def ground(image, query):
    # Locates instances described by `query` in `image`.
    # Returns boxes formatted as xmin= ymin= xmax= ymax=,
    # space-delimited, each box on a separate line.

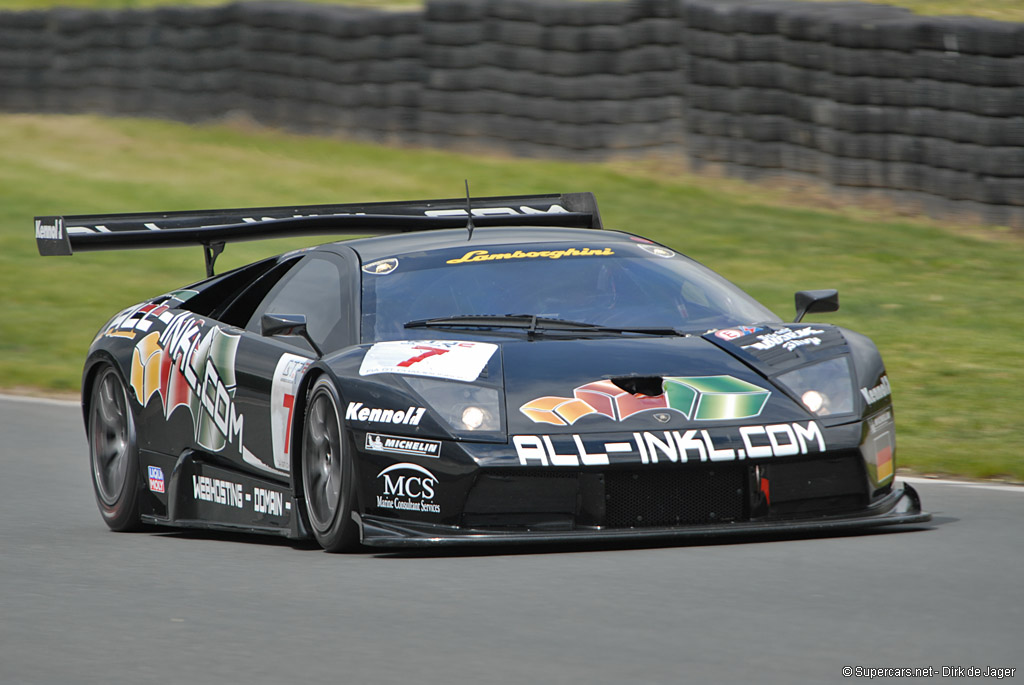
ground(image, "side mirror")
xmin=794 ymin=289 xmax=839 ymax=323
xmin=261 ymin=313 xmax=322 ymax=357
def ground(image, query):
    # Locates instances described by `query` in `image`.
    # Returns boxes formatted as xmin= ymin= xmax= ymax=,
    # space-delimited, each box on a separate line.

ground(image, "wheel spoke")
xmin=90 ymin=368 xmax=133 ymax=507
xmin=303 ymin=387 xmax=345 ymax=534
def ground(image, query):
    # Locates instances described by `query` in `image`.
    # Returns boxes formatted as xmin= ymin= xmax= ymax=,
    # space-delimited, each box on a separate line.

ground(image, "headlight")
xmin=776 ymin=357 xmax=854 ymax=416
xmin=403 ymin=377 xmax=502 ymax=433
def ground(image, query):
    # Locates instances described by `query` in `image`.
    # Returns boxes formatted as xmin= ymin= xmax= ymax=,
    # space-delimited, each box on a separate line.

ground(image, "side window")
xmin=215 ymin=257 xmax=301 ymax=328
xmin=246 ymin=255 xmax=347 ymax=351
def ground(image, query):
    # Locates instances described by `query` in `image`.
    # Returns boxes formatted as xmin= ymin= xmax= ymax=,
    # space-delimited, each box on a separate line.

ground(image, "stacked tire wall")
xmin=680 ymin=0 xmax=1024 ymax=226
xmin=417 ymin=0 xmax=684 ymax=158
xmin=0 ymin=3 xmax=423 ymax=141
xmin=1 ymin=0 xmax=1022 ymax=225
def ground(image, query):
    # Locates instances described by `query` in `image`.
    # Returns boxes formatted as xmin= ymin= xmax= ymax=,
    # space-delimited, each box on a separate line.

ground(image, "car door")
xmin=228 ymin=250 xmax=359 ymax=482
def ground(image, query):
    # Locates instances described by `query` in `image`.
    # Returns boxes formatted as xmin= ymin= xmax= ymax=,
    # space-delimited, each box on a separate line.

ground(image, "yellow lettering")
xmin=445 ymin=248 xmax=615 ymax=264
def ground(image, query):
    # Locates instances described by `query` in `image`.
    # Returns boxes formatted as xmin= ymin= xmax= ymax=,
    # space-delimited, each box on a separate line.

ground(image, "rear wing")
xmin=35 ymin=192 xmax=603 ymax=276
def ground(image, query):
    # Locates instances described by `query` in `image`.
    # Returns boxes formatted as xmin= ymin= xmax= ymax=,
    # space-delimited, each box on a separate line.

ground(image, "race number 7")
xmin=397 ymin=345 xmax=449 ymax=368
xmin=282 ymin=394 xmax=295 ymax=454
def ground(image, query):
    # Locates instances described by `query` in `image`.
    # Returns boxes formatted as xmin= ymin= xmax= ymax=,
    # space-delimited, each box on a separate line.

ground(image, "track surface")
xmin=1 ymin=395 xmax=1020 ymax=685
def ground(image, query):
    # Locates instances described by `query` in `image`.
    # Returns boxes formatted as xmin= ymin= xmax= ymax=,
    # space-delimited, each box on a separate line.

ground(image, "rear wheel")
xmin=88 ymin=364 xmax=142 ymax=531
xmin=300 ymin=378 xmax=359 ymax=552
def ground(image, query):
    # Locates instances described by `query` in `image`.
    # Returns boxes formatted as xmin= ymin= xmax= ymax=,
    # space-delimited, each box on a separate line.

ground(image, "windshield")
xmin=360 ymin=241 xmax=780 ymax=342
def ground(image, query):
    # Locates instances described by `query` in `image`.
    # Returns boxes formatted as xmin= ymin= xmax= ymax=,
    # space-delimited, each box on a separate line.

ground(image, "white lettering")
xmin=739 ymin=425 xmax=774 ymax=458
xmin=514 ymin=435 xmax=548 ymax=465
xmin=860 ymin=376 xmax=892 ymax=405
xmin=793 ymin=421 xmax=826 ymax=454
xmin=346 ymin=402 xmax=426 ymax=426
xmin=514 ymin=421 xmax=828 ymax=467
xmin=644 ymin=431 xmax=679 ymax=464
xmin=542 ymin=436 xmax=579 ymax=466
xmin=34 ymin=219 xmax=63 ymax=240
xmin=191 ymin=475 xmax=243 ymax=508
xmin=674 ymin=429 xmax=707 ymax=462
xmin=701 ymin=430 xmax=736 ymax=462
xmin=766 ymin=423 xmax=800 ymax=457
xmin=254 ymin=487 xmax=284 ymax=516
xmin=572 ymin=434 xmax=610 ymax=466
xmin=375 ymin=464 xmax=439 ymax=514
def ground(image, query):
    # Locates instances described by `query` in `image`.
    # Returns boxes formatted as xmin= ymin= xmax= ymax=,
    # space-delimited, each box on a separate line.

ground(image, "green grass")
xmin=2 ymin=113 xmax=1022 ymax=482
xmin=4 ymin=0 xmax=1023 ymax=22
xmin=795 ymin=0 xmax=1024 ymax=22
xmin=2 ymin=0 xmax=423 ymax=9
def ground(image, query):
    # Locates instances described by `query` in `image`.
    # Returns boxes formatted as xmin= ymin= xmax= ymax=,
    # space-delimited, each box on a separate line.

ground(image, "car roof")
xmin=321 ymin=226 xmax=639 ymax=263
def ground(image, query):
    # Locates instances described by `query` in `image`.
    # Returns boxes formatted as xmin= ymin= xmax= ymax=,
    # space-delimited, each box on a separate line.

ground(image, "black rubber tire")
xmin=300 ymin=378 xmax=359 ymax=553
xmin=87 ymin=364 xmax=143 ymax=532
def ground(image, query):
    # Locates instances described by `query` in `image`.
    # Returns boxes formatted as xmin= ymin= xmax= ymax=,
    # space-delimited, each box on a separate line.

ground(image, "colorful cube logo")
xmin=520 ymin=375 xmax=771 ymax=426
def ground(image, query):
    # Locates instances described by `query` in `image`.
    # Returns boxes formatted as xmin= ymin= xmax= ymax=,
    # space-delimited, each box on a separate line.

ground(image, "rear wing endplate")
xmin=35 ymin=192 xmax=603 ymax=276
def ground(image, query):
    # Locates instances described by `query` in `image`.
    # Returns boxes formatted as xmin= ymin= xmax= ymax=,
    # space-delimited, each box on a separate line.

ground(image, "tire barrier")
xmin=1 ymin=0 xmax=1021 ymax=225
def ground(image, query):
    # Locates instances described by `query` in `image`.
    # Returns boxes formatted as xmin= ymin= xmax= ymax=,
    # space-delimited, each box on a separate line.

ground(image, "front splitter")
xmin=358 ymin=483 xmax=931 ymax=548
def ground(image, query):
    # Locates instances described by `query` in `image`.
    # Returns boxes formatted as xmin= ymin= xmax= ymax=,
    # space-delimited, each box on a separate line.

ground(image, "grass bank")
xmin=1 ymin=114 xmax=1021 ymax=481
xmin=3 ymin=0 xmax=1023 ymax=23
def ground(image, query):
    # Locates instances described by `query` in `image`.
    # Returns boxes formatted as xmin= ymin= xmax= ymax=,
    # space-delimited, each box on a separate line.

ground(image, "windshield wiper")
xmin=404 ymin=314 xmax=685 ymax=338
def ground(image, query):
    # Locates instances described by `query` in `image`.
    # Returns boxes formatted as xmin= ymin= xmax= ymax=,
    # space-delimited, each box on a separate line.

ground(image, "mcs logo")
xmin=377 ymin=463 xmax=437 ymax=500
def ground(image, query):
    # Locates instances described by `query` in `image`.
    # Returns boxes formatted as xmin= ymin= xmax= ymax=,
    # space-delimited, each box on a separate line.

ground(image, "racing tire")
xmin=87 ymin=364 xmax=143 ymax=532
xmin=300 ymin=378 xmax=359 ymax=553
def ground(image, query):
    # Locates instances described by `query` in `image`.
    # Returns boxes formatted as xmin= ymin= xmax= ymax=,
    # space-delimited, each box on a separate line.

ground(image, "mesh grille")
xmin=604 ymin=466 xmax=746 ymax=529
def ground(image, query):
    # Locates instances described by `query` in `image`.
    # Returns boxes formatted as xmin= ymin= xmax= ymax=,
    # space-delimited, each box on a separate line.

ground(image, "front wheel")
xmin=300 ymin=378 xmax=359 ymax=552
xmin=88 ymin=364 xmax=142 ymax=531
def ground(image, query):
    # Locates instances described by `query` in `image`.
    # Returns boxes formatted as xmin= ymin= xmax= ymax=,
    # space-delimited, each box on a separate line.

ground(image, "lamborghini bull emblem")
xmin=130 ymin=313 xmax=243 ymax=453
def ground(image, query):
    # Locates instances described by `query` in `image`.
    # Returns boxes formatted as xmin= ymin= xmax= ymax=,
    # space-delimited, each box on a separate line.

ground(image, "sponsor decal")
xmin=34 ymin=217 xmax=64 ymax=240
xmin=424 ymin=204 xmax=570 ymax=219
xmin=375 ymin=463 xmax=441 ymax=514
xmin=148 ymin=465 xmax=165 ymax=493
xmin=715 ymin=329 xmax=744 ymax=341
xmin=445 ymin=247 xmax=614 ymax=264
xmin=513 ymin=421 xmax=826 ymax=466
xmin=190 ymin=475 xmax=291 ymax=516
xmin=872 ymin=429 xmax=894 ymax=482
xmin=365 ymin=433 xmax=441 ymax=458
xmin=346 ymin=402 xmax=426 ymax=426
xmin=865 ymin=408 xmax=895 ymax=483
xmin=166 ymin=289 xmax=198 ymax=304
xmin=104 ymin=301 xmax=175 ymax=340
xmin=192 ymin=475 xmax=244 ymax=508
xmin=190 ymin=476 xmax=292 ymax=515
xmin=253 ymin=487 xmax=285 ymax=516
xmin=637 ymin=244 xmax=675 ymax=258
xmin=359 ymin=340 xmax=497 ymax=382
xmin=129 ymin=315 xmax=244 ymax=455
xmin=743 ymin=326 xmax=824 ymax=352
xmin=520 ymin=375 xmax=771 ymax=426
xmin=362 ymin=258 xmax=398 ymax=275
xmin=270 ymin=353 xmax=313 ymax=471
xmin=860 ymin=376 xmax=892 ymax=406
xmin=867 ymin=408 xmax=893 ymax=433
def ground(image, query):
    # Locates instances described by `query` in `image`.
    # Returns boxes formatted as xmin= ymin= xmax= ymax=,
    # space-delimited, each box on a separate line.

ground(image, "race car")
xmin=36 ymin=191 xmax=929 ymax=551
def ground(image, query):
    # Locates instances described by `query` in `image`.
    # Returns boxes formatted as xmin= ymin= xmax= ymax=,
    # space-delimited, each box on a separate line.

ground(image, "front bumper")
xmin=358 ymin=482 xmax=930 ymax=547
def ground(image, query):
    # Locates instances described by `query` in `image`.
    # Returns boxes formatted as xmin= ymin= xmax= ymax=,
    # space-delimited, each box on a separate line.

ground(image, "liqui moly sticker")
xmin=148 ymin=466 xmax=165 ymax=493
xmin=359 ymin=340 xmax=498 ymax=382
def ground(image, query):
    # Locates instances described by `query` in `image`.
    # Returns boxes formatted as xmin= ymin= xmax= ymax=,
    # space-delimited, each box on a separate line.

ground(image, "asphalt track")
xmin=1 ymin=395 xmax=1020 ymax=685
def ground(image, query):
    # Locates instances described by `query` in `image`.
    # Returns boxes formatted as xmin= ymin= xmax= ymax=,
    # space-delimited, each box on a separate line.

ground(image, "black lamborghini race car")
xmin=36 ymin=192 xmax=929 ymax=550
